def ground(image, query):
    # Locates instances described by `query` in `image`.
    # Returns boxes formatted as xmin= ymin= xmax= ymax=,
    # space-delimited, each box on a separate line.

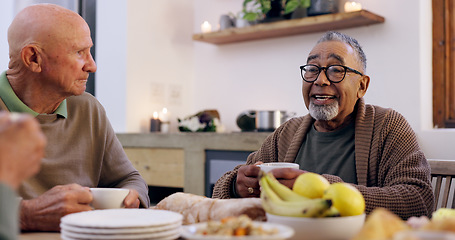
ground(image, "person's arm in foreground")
xmin=0 ymin=112 xmax=46 ymax=238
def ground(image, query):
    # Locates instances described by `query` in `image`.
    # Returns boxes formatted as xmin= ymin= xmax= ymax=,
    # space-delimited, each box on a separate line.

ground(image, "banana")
xmin=262 ymin=196 xmax=332 ymax=217
xmin=317 ymin=206 xmax=341 ymax=218
xmin=260 ymin=172 xmax=332 ymax=217
xmin=264 ymin=172 xmax=309 ymax=202
xmin=259 ymin=172 xmax=283 ymax=203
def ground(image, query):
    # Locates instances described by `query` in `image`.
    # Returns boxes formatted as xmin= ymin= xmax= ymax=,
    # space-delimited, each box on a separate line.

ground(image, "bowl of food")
xmin=267 ymin=213 xmax=365 ymax=240
xmin=181 ymin=214 xmax=294 ymax=239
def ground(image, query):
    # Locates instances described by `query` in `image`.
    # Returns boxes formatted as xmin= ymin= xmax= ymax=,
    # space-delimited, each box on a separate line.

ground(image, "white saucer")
xmin=60 ymin=209 xmax=182 ymax=229
xmin=60 ymin=209 xmax=182 ymax=239
xmin=60 ymin=221 xmax=181 ymax=234
xmin=60 ymin=230 xmax=180 ymax=240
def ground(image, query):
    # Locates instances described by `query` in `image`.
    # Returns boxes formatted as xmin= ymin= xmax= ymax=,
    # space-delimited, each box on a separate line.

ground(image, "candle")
xmin=344 ymin=2 xmax=362 ymax=12
xmin=159 ymin=108 xmax=169 ymax=122
xmin=150 ymin=111 xmax=161 ymax=132
xmin=160 ymin=108 xmax=170 ymax=133
xmin=201 ymin=21 xmax=212 ymax=33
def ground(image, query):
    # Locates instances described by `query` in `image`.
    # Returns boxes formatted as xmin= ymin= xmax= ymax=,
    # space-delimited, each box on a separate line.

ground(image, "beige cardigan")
xmin=0 ymin=92 xmax=150 ymax=207
xmin=213 ymin=98 xmax=434 ymax=219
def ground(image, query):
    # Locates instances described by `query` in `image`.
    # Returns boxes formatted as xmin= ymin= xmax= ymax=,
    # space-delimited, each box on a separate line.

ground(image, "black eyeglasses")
xmin=300 ymin=64 xmax=363 ymax=83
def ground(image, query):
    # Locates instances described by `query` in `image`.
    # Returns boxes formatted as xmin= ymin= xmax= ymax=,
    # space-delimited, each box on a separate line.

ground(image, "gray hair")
xmin=317 ymin=31 xmax=367 ymax=73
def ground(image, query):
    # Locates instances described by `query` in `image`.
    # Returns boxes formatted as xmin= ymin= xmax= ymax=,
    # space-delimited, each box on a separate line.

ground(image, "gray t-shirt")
xmin=295 ymin=122 xmax=357 ymax=184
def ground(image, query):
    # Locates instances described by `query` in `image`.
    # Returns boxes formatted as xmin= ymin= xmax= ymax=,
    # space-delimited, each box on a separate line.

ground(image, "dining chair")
xmin=428 ymin=159 xmax=455 ymax=211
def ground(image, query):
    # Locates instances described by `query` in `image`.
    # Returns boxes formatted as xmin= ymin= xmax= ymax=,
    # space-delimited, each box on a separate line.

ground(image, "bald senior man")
xmin=1 ymin=4 xmax=150 ymax=231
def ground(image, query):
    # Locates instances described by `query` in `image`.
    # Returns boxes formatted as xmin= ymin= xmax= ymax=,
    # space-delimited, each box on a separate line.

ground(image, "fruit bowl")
xmin=266 ymin=213 xmax=366 ymax=240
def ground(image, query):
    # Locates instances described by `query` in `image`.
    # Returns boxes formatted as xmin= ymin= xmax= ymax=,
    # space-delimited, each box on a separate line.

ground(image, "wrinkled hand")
xmin=406 ymin=216 xmax=430 ymax=229
xmin=235 ymin=162 xmax=263 ymax=198
xmin=270 ymin=168 xmax=307 ymax=189
xmin=20 ymin=184 xmax=92 ymax=231
xmin=0 ymin=112 xmax=46 ymax=189
xmin=123 ymin=189 xmax=140 ymax=208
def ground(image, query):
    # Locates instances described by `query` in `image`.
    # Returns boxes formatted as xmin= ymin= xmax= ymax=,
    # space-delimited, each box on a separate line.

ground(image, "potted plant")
xmin=241 ymin=0 xmax=282 ymax=22
xmin=284 ymin=0 xmax=311 ymax=19
xmin=242 ymin=0 xmax=310 ymax=22
xmin=177 ymin=110 xmax=221 ymax=132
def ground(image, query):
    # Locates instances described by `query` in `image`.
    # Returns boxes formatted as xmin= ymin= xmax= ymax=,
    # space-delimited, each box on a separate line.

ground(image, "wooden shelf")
xmin=192 ymin=10 xmax=385 ymax=45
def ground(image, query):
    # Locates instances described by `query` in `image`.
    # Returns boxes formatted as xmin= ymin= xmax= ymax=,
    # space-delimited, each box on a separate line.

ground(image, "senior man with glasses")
xmin=213 ymin=31 xmax=434 ymax=220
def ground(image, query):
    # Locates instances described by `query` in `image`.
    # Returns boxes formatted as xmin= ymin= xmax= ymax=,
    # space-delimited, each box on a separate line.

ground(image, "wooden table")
xmin=19 ymin=232 xmax=186 ymax=239
xmin=19 ymin=232 xmax=61 ymax=240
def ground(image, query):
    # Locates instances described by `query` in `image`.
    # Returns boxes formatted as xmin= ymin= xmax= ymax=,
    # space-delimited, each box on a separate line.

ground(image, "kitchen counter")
xmin=116 ymin=132 xmax=271 ymax=196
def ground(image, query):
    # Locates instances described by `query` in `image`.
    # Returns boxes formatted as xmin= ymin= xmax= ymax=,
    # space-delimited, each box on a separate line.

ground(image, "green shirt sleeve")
xmin=0 ymin=183 xmax=19 ymax=240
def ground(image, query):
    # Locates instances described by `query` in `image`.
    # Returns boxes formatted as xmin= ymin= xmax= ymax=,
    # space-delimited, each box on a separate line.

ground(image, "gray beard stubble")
xmin=309 ymin=100 xmax=339 ymax=121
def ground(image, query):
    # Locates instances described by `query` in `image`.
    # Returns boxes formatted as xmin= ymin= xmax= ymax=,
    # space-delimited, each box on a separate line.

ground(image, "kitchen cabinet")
xmin=124 ymin=148 xmax=184 ymax=188
xmin=193 ymin=10 xmax=385 ymax=45
xmin=117 ymin=132 xmax=270 ymax=196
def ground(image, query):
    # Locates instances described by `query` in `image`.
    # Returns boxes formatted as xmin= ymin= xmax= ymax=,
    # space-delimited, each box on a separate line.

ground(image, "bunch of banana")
xmin=432 ymin=208 xmax=455 ymax=220
xmin=259 ymin=172 xmax=333 ymax=218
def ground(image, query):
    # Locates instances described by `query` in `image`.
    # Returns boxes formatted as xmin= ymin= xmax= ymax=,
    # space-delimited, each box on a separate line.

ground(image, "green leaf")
xmin=243 ymin=0 xmax=254 ymax=8
xmin=284 ymin=0 xmax=311 ymax=14
xmin=301 ymin=0 xmax=311 ymax=8
xmin=261 ymin=1 xmax=271 ymax=14
xmin=243 ymin=12 xmax=260 ymax=21
xmin=284 ymin=0 xmax=299 ymax=14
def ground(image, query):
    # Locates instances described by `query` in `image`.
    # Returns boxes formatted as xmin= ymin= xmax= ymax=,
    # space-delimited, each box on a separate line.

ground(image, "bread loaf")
xmin=351 ymin=208 xmax=409 ymax=240
xmin=153 ymin=192 xmax=266 ymax=225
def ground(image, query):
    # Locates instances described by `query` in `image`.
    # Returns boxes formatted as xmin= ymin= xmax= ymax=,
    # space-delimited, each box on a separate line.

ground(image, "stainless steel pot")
xmin=255 ymin=110 xmax=294 ymax=132
xmin=308 ymin=0 xmax=339 ymax=16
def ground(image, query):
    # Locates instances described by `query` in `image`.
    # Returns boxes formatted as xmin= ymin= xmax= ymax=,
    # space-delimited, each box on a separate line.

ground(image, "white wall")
xmin=0 ymin=0 xmax=454 ymax=159
xmin=192 ymin=0 xmax=421 ymax=131
xmin=0 ymin=1 xmax=13 ymax=71
xmin=96 ymin=0 xmax=195 ymax=133
xmin=96 ymin=0 xmax=127 ymax=132
xmin=190 ymin=0 xmax=454 ymax=160
xmin=125 ymin=0 xmax=195 ymax=133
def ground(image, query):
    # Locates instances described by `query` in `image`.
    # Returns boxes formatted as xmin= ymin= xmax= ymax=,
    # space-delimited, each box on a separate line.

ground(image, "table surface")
xmin=19 ymin=232 xmax=61 ymax=240
xmin=19 ymin=232 xmax=186 ymax=240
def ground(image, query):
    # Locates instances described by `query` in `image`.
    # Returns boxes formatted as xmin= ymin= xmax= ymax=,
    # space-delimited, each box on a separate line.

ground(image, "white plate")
xmin=61 ymin=227 xmax=181 ymax=239
xmin=60 ymin=209 xmax=182 ymax=229
xmin=180 ymin=222 xmax=294 ymax=240
xmin=61 ymin=233 xmax=180 ymax=240
xmin=60 ymin=221 xmax=181 ymax=234
xmin=61 ymin=236 xmax=179 ymax=240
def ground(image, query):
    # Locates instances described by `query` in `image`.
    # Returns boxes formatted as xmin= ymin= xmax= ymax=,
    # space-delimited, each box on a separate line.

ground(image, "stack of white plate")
xmin=60 ymin=209 xmax=183 ymax=240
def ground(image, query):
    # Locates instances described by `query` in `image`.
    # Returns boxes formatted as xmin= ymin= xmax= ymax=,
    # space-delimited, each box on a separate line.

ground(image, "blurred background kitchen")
xmin=0 ymin=0 xmax=453 ymax=202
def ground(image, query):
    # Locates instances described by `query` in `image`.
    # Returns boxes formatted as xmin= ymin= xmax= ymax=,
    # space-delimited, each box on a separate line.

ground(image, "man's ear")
xmin=357 ymin=75 xmax=370 ymax=99
xmin=21 ymin=45 xmax=42 ymax=72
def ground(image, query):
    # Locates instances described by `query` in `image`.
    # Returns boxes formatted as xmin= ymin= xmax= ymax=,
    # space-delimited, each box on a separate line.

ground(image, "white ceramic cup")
xmin=258 ymin=162 xmax=300 ymax=173
xmin=90 ymin=188 xmax=129 ymax=209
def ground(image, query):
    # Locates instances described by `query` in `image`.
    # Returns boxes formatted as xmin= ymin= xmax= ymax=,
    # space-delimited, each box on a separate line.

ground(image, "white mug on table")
xmin=90 ymin=188 xmax=129 ymax=209
xmin=258 ymin=162 xmax=300 ymax=172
